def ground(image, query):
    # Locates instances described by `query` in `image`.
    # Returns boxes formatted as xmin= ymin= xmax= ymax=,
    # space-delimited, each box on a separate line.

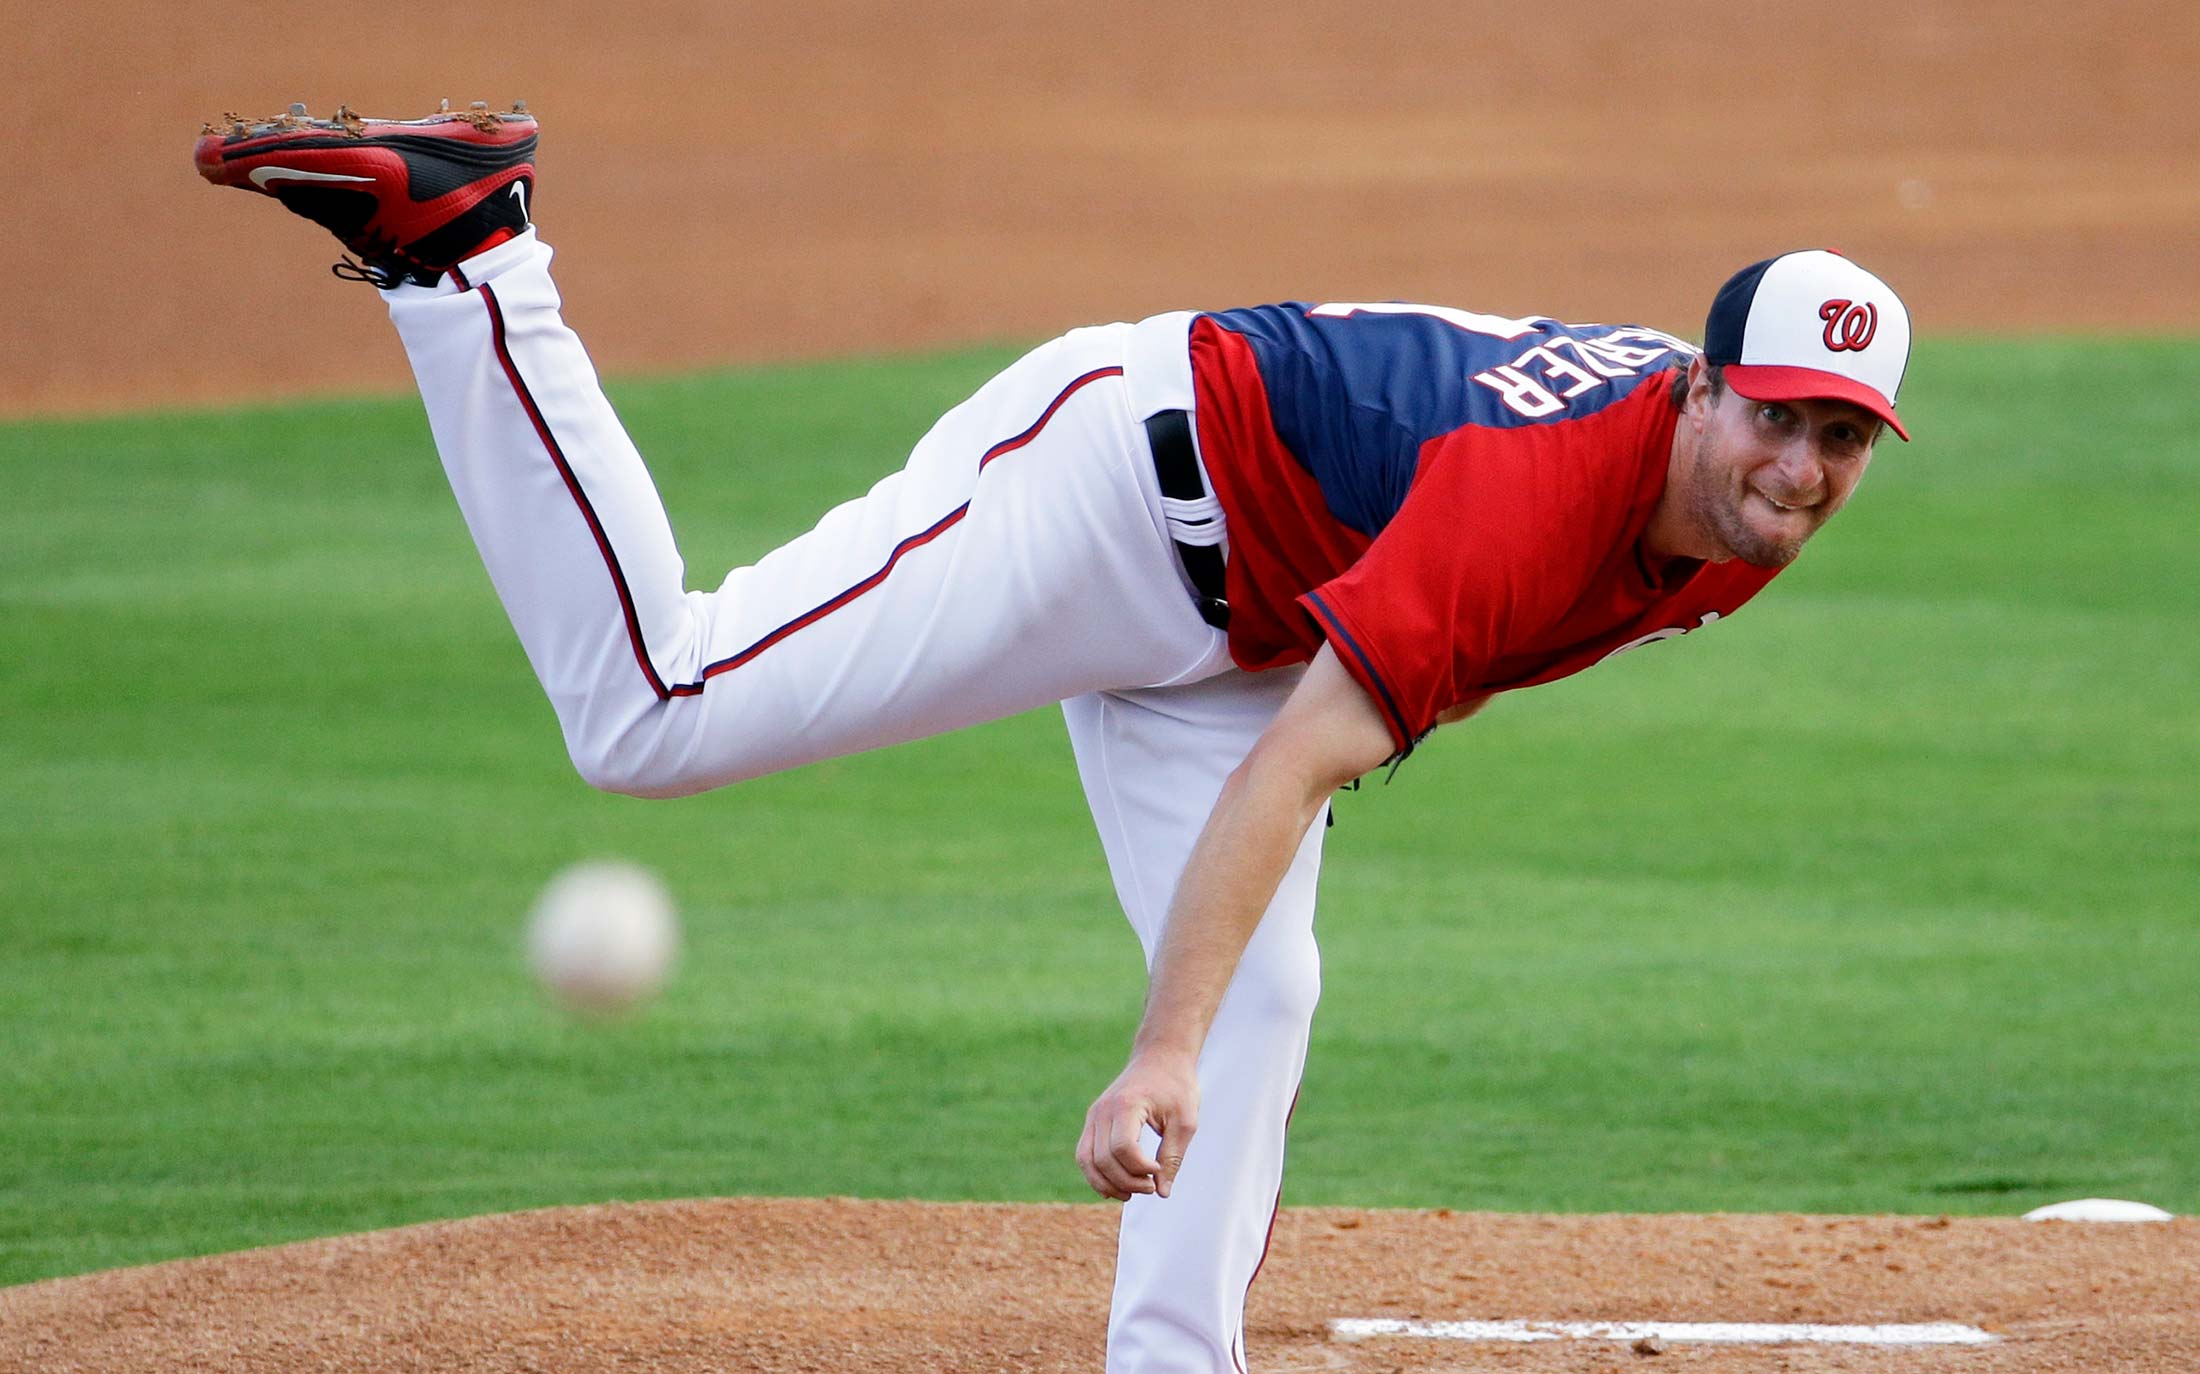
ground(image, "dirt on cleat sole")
xmin=196 ymin=102 xmax=532 ymax=144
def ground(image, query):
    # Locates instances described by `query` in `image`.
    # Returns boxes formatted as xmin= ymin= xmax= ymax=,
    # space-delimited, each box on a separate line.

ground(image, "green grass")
xmin=3 ymin=337 xmax=2195 ymax=1285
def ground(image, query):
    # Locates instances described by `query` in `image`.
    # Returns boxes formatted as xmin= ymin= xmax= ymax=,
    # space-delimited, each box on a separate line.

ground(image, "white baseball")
xmin=525 ymin=860 xmax=680 ymax=1014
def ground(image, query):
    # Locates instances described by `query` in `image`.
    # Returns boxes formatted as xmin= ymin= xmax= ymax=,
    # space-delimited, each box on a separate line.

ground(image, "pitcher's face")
xmin=1677 ymin=366 xmax=1880 ymax=568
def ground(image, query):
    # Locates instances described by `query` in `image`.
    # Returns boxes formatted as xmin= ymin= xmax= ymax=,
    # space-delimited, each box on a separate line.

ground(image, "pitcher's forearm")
xmin=1126 ymin=645 xmax=1401 ymax=1065
xmin=1130 ymin=749 xmax=1334 ymax=1060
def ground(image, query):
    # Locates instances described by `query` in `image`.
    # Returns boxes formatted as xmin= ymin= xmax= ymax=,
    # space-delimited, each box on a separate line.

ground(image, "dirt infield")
xmin=3 ymin=1199 xmax=2194 ymax=1372
xmin=9 ymin=1 xmax=2198 ymax=416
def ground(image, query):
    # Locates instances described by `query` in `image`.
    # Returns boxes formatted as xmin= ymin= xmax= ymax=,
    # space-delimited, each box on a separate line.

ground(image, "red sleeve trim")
xmin=1301 ymin=589 xmax=1414 ymax=753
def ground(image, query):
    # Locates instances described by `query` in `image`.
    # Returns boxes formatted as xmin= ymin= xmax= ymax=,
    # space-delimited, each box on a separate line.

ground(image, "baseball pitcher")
xmin=196 ymin=104 xmax=1911 ymax=1374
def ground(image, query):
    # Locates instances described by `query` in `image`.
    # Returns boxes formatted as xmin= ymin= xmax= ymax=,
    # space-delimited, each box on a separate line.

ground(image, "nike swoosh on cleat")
xmin=509 ymin=179 xmax=529 ymax=223
xmin=248 ymin=166 xmax=376 ymax=188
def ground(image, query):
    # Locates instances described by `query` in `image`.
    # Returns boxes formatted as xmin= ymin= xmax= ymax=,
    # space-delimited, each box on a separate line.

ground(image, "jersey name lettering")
xmin=1473 ymin=327 xmax=1696 ymax=419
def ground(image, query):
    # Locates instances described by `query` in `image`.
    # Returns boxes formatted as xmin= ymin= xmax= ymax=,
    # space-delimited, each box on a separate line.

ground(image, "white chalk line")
xmin=1332 ymin=1317 xmax=1995 ymax=1346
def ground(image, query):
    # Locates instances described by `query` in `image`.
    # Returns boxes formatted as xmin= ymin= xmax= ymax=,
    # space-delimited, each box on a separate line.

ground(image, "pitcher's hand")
xmin=1078 ymin=1051 xmax=1199 ymax=1200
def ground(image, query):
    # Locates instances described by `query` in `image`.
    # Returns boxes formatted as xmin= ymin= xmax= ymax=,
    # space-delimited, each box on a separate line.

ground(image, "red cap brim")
xmin=1724 ymin=364 xmax=1910 ymax=442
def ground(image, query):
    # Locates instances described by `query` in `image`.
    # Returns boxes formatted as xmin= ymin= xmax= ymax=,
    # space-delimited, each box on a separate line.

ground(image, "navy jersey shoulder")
xmin=1202 ymin=302 xmax=1698 ymax=535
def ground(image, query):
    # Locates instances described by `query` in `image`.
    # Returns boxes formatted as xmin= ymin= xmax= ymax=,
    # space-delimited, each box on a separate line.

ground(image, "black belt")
xmin=1143 ymin=409 xmax=1231 ymax=630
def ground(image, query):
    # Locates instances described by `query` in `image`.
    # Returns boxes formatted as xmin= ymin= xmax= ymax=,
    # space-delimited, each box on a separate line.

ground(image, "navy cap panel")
xmin=1703 ymin=256 xmax=1779 ymax=363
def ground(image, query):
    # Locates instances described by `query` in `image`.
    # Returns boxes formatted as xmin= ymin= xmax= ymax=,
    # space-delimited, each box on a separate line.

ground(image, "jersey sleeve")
xmin=1298 ymin=423 xmax=1626 ymax=753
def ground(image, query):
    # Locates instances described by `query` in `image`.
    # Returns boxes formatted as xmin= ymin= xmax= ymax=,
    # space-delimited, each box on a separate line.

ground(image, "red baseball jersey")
xmin=1189 ymin=305 xmax=1784 ymax=754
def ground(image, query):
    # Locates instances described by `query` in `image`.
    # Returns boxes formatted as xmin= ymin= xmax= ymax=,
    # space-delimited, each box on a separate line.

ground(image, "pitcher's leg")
xmin=384 ymin=231 xmax=691 ymax=785
xmin=386 ymin=232 xmax=1224 ymax=795
xmin=1062 ymin=670 xmax=1326 ymax=1374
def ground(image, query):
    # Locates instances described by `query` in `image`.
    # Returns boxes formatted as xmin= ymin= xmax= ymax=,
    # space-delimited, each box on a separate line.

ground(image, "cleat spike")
xmin=439 ymin=97 xmax=451 ymax=113
xmin=469 ymin=100 xmax=488 ymax=110
xmin=512 ymin=99 xmax=528 ymax=114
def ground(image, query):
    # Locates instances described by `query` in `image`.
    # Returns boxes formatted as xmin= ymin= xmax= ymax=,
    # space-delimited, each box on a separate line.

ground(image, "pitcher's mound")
xmin=3 ymin=1198 xmax=2196 ymax=1372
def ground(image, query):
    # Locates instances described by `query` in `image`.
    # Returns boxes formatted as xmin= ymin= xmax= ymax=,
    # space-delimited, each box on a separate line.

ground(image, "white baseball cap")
xmin=1703 ymin=249 xmax=1912 ymax=440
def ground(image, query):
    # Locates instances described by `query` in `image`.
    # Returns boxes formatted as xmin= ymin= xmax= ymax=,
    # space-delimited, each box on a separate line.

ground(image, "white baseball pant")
xmin=384 ymin=229 xmax=1326 ymax=1373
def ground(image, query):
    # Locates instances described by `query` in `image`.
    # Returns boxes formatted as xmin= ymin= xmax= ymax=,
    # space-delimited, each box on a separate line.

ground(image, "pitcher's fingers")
xmin=1077 ymin=1112 xmax=1121 ymax=1199
xmin=1086 ymin=1111 xmax=1142 ymax=1201
xmin=1155 ymin=1115 xmax=1197 ymax=1199
xmin=1092 ymin=1126 xmax=1152 ymax=1198
xmin=1106 ymin=1111 xmax=1162 ymax=1194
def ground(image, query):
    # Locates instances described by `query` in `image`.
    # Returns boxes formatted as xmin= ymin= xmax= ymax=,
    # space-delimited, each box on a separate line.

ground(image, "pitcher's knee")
xmin=570 ymin=743 xmax=661 ymax=797
xmin=567 ymin=727 xmax=707 ymax=799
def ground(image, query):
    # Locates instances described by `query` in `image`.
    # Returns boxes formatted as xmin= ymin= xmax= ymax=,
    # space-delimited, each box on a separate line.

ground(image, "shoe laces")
xmin=330 ymin=255 xmax=409 ymax=288
xmin=330 ymin=255 xmax=443 ymax=289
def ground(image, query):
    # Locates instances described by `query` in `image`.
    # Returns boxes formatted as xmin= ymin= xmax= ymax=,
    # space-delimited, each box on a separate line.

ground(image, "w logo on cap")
xmin=1818 ymin=299 xmax=1879 ymax=352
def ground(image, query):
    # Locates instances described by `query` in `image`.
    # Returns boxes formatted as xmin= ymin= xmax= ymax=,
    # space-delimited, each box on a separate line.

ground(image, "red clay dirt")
xmin=6 ymin=1 xmax=2198 ymax=416
xmin=3 ymin=1199 xmax=2195 ymax=1372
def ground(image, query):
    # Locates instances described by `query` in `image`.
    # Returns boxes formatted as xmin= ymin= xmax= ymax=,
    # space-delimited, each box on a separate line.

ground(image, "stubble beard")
xmin=1688 ymin=445 xmax=1812 ymax=569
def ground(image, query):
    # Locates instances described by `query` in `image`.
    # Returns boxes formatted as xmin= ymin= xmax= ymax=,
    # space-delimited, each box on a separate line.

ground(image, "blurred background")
xmin=4 ymin=0 xmax=2196 ymax=415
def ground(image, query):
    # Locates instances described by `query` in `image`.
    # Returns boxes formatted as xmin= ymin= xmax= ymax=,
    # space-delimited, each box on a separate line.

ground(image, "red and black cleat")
xmin=195 ymin=100 xmax=537 ymax=287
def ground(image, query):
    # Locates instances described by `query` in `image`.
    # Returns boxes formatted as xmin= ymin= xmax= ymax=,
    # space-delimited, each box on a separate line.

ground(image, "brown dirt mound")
xmin=3 ymin=1199 xmax=2194 ymax=1372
